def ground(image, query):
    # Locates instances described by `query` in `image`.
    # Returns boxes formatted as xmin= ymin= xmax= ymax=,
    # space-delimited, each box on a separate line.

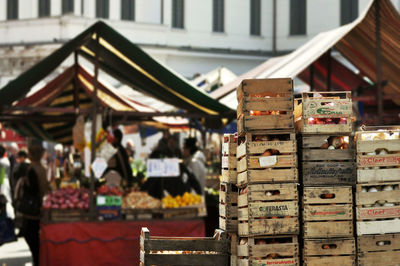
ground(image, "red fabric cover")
xmin=40 ymin=219 xmax=205 ymax=266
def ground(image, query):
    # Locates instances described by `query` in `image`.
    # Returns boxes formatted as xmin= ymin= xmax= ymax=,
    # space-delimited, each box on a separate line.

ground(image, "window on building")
xmin=172 ymin=0 xmax=184 ymax=28
xmin=7 ymin=0 xmax=18 ymax=20
xmin=62 ymin=0 xmax=74 ymax=14
xmin=39 ymin=0 xmax=51 ymax=17
xmin=213 ymin=0 xmax=224 ymax=32
xmin=121 ymin=0 xmax=135 ymax=21
xmin=341 ymin=0 xmax=358 ymax=25
xmin=290 ymin=0 xmax=306 ymax=35
xmin=250 ymin=0 xmax=261 ymax=36
xmin=96 ymin=0 xmax=109 ymax=19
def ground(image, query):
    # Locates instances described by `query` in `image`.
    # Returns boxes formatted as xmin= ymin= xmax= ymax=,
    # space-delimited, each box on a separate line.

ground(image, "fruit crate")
xmin=236 ymin=135 xmax=297 ymax=176
xmin=357 ymin=234 xmax=400 ymax=266
xmin=300 ymin=134 xmax=355 ymax=186
xmin=294 ymin=91 xmax=352 ymax=134
xmin=303 ymin=187 xmax=353 ymax=239
xmin=238 ymin=183 xmax=299 ymax=236
xmin=140 ymin=227 xmax=230 ymax=266
xmin=220 ymin=182 xmax=238 ymax=232
xmin=236 ymin=132 xmax=298 ymax=186
xmin=237 ymin=235 xmax=299 ymax=266
xmin=303 ymin=238 xmax=356 ymax=266
xmin=356 ymin=182 xmax=400 ymax=236
xmin=236 ymin=78 xmax=294 ymax=135
xmin=41 ymin=209 xmax=89 ymax=223
xmin=356 ymin=128 xmax=400 ymax=183
xmin=229 ymin=233 xmax=238 ymax=266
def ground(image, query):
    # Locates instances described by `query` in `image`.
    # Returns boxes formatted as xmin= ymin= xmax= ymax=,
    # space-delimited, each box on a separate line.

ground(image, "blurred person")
xmin=183 ymin=137 xmax=207 ymax=195
xmin=0 ymin=144 xmax=14 ymax=220
xmin=125 ymin=139 xmax=135 ymax=163
xmin=167 ymin=135 xmax=182 ymax=158
xmin=10 ymin=150 xmax=29 ymax=199
xmin=107 ymin=128 xmax=133 ymax=187
xmin=7 ymin=142 xmax=18 ymax=178
xmin=17 ymin=142 xmax=50 ymax=266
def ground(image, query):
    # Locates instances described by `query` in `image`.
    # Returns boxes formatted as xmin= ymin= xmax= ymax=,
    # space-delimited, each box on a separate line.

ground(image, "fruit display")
xmin=97 ymin=185 xmax=123 ymax=196
xmin=162 ymin=192 xmax=203 ymax=208
xmin=43 ymin=187 xmax=90 ymax=210
xmin=122 ymin=191 xmax=161 ymax=209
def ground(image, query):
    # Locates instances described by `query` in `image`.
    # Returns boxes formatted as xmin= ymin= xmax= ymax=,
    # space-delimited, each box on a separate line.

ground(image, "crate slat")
xmin=303 ymin=204 xmax=353 ymax=221
xmin=238 ymin=201 xmax=298 ymax=220
xmin=303 ymin=220 xmax=353 ymax=238
xmin=357 ymin=220 xmax=400 ymax=236
xmin=222 ymin=169 xmax=237 ymax=184
xmin=303 ymin=255 xmax=355 ymax=266
xmin=302 ymin=161 xmax=355 ymax=186
xmin=357 ymin=250 xmax=400 ymax=266
xmin=238 ymin=218 xmax=299 ymax=236
xmin=237 ymin=169 xmax=298 ymax=186
xmin=358 ymin=234 xmax=400 ymax=253
xmin=304 ymin=238 xmax=355 ymax=256
xmin=238 ymin=183 xmax=298 ymax=207
xmin=303 ymin=187 xmax=353 ymax=204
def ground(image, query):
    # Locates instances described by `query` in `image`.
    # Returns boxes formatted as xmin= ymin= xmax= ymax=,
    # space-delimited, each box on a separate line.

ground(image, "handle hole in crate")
xmin=265 ymin=190 xmax=281 ymax=197
xmin=319 ymin=193 xmax=335 ymax=199
xmin=376 ymin=240 xmax=391 ymax=246
xmin=321 ymin=244 xmax=337 ymax=250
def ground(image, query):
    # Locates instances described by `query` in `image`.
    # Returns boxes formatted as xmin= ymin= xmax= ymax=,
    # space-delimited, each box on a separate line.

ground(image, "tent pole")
xmin=89 ymin=31 xmax=101 ymax=220
xmin=375 ymin=0 xmax=383 ymax=123
xmin=327 ymin=49 xmax=332 ymax=91
xmin=73 ymin=51 xmax=80 ymax=111
xmin=309 ymin=64 xmax=314 ymax=91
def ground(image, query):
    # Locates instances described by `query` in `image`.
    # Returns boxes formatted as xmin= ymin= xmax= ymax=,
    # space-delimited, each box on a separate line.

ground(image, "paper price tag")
xmin=97 ymin=196 xmax=106 ymax=205
xmin=259 ymin=156 xmax=277 ymax=167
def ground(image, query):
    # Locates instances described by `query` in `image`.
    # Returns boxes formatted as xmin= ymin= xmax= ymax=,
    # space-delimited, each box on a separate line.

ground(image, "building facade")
xmin=0 ymin=0 xmax=397 ymax=86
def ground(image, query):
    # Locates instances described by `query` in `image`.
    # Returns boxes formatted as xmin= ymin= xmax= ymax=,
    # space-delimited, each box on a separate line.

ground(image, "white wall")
xmin=0 ymin=0 xmax=6 ymax=21
xmin=51 ymin=0 xmax=62 ymax=16
xmin=136 ymin=0 xmax=162 ymax=24
xmin=19 ymin=0 xmax=38 ymax=19
xmin=109 ymin=0 xmax=121 ymax=20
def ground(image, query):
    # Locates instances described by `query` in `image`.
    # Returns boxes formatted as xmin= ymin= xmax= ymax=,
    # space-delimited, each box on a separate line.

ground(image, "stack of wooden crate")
xmin=220 ymin=133 xmax=239 ymax=265
xmin=355 ymin=127 xmax=400 ymax=266
xmin=296 ymin=91 xmax=356 ymax=265
xmin=236 ymin=78 xmax=300 ymax=266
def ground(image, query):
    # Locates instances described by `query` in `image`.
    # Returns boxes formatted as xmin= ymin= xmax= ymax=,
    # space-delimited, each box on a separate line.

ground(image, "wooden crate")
xmin=303 ymin=187 xmax=353 ymax=239
xmin=300 ymin=134 xmax=355 ymax=186
xmin=237 ymin=154 xmax=297 ymax=173
xmin=41 ymin=209 xmax=89 ymax=223
xmin=140 ymin=227 xmax=229 ymax=266
xmin=358 ymin=234 xmax=400 ymax=265
xmin=357 ymin=220 xmax=400 ymax=236
xmin=356 ymin=182 xmax=400 ymax=224
xmin=236 ymin=132 xmax=297 ymax=184
xmin=220 ymin=183 xmax=238 ymax=232
xmin=356 ymin=129 xmax=400 ymax=183
xmin=237 ymin=168 xmax=298 ymax=187
xmin=304 ymin=238 xmax=355 ymax=257
xmin=222 ymin=155 xmax=237 ymax=170
xmin=222 ymin=133 xmax=238 ymax=156
xmin=304 ymin=255 xmax=355 ymax=266
xmin=222 ymin=169 xmax=237 ymax=184
xmin=303 ymin=238 xmax=355 ymax=266
xmin=238 ymin=183 xmax=299 ymax=236
xmin=236 ymin=78 xmax=294 ymax=134
xmin=295 ymin=91 xmax=353 ymax=134
xmin=237 ymin=235 xmax=299 ymax=266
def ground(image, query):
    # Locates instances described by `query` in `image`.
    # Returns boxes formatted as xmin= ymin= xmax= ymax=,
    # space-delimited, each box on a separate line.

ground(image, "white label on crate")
xmin=97 ymin=196 xmax=106 ymax=205
xmin=259 ymin=156 xmax=277 ymax=167
xmin=222 ymin=143 xmax=229 ymax=154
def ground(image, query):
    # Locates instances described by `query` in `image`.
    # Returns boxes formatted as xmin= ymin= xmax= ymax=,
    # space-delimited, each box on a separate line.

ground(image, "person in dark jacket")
xmin=107 ymin=128 xmax=133 ymax=187
xmin=21 ymin=143 xmax=50 ymax=266
xmin=10 ymin=150 xmax=29 ymax=199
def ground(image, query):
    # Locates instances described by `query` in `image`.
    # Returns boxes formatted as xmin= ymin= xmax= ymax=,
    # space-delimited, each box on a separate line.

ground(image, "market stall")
xmin=0 ymin=21 xmax=234 ymax=266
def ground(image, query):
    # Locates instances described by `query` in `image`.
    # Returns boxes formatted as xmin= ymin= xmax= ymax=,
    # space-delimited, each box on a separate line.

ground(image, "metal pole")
xmin=309 ymin=64 xmax=314 ymax=91
xmin=89 ymin=30 xmax=101 ymax=219
xmin=73 ymin=51 xmax=80 ymax=111
xmin=375 ymin=0 xmax=384 ymax=122
xmin=327 ymin=49 xmax=332 ymax=91
xmin=272 ymin=0 xmax=277 ymax=55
